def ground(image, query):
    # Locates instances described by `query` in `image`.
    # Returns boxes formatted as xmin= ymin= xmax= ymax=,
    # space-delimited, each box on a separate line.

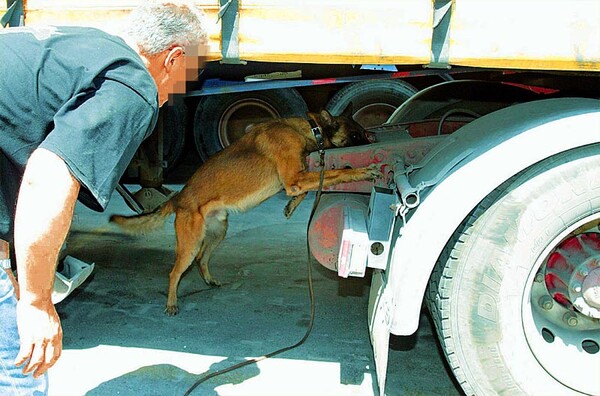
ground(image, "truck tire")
xmin=325 ymin=80 xmax=417 ymax=128
xmin=193 ymin=89 xmax=308 ymax=160
xmin=161 ymin=102 xmax=187 ymax=172
xmin=426 ymin=145 xmax=600 ymax=396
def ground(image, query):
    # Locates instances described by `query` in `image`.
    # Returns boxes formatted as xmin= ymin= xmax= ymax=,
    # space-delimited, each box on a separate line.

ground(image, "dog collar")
xmin=308 ymin=119 xmax=325 ymax=154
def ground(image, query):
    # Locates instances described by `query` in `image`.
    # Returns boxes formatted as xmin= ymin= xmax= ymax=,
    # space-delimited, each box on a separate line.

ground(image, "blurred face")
xmin=154 ymin=42 xmax=207 ymax=106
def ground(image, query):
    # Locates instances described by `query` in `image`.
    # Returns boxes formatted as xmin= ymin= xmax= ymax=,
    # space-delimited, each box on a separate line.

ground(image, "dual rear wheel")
xmin=192 ymin=80 xmax=417 ymax=160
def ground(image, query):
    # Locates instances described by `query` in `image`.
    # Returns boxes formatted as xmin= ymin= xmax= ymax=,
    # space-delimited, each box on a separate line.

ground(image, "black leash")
xmin=183 ymin=126 xmax=327 ymax=395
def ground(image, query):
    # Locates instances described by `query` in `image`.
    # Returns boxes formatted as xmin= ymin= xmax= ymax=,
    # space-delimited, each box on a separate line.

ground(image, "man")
xmin=0 ymin=1 xmax=207 ymax=393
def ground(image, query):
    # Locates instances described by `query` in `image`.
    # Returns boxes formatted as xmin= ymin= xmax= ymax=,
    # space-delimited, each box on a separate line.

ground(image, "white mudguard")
xmin=369 ymin=97 xmax=600 ymax=393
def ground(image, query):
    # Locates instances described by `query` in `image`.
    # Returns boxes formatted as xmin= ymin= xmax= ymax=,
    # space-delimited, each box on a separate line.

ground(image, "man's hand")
xmin=15 ymin=299 xmax=63 ymax=377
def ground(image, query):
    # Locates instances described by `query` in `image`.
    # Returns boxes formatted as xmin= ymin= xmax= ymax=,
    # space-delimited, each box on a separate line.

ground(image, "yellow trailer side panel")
xmin=2 ymin=0 xmax=599 ymax=71
xmin=449 ymin=0 xmax=600 ymax=71
xmin=237 ymin=0 xmax=433 ymax=64
xmin=5 ymin=0 xmax=223 ymax=61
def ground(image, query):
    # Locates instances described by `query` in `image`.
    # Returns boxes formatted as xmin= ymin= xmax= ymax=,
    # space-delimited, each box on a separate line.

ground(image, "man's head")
xmin=123 ymin=1 xmax=208 ymax=106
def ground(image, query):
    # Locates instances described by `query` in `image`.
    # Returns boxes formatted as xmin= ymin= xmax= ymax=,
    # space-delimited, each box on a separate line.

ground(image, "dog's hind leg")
xmin=194 ymin=210 xmax=228 ymax=287
xmin=166 ymin=210 xmax=206 ymax=316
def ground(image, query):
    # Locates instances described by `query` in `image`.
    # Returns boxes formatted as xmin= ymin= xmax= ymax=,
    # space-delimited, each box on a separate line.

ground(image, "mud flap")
xmin=368 ymin=269 xmax=391 ymax=396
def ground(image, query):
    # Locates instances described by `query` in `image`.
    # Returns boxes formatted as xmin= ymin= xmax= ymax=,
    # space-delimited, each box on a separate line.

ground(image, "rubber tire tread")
xmin=162 ymin=101 xmax=187 ymax=172
xmin=426 ymin=189 xmax=502 ymax=396
xmin=193 ymin=88 xmax=308 ymax=160
xmin=325 ymin=79 xmax=417 ymax=117
xmin=426 ymin=145 xmax=600 ymax=396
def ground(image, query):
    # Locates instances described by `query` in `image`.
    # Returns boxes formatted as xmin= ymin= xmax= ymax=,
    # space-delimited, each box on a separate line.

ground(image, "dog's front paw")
xmin=361 ymin=164 xmax=382 ymax=181
xmin=284 ymin=193 xmax=307 ymax=219
xmin=165 ymin=304 xmax=179 ymax=316
xmin=283 ymin=203 xmax=294 ymax=219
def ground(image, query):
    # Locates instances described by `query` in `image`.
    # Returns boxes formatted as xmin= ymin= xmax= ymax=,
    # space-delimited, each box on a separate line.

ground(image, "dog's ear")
xmin=319 ymin=109 xmax=338 ymax=128
xmin=341 ymin=102 xmax=354 ymax=119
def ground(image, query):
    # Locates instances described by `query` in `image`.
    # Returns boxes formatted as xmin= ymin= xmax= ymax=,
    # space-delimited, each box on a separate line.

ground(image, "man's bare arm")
xmin=13 ymin=147 xmax=80 ymax=377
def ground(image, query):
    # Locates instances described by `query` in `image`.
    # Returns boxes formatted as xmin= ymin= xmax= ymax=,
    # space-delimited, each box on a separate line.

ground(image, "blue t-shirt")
xmin=0 ymin=26 xmax=158 ymax=239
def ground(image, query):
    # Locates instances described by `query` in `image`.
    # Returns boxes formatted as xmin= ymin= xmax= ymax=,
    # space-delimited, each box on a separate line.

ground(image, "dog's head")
xmin=315 ymin=104 xmax=371 ymax=148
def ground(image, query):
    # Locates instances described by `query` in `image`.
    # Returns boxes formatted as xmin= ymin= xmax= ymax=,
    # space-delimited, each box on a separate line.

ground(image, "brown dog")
xmin=110 ymin=108 xmax=380 ymax=315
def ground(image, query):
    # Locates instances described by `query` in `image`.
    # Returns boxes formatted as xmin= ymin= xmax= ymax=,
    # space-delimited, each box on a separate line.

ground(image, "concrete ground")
xmin=48 ymin=180 xmax=463 ymax=395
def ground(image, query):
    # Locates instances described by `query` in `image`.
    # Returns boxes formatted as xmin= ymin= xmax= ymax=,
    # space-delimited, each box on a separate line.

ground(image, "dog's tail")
xmin=110 ymin=197 xmax=176 ymax=234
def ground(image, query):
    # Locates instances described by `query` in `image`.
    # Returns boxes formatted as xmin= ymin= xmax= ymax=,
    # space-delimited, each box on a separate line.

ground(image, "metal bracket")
xmin=392 ymin=142 xmax=473 ymax=215
xmin=1 ymin=0 xmax=23 ymax=27
xmin=219 ymin=0 xmax=247 ymax=65
xmin=116 ymin=108 xmax=175 ymax=214
xmin=393 ymin=201 xmax=410 ymax=233
xmin=116 ymin=184 xmax=145 ymax=214
xmin=116 ymin=184 xmax=176 ymax=214
xmin=427 ymin=0 xmax=453 ymax=69
xmin=393 ymin=161 xmax=421 ymax=210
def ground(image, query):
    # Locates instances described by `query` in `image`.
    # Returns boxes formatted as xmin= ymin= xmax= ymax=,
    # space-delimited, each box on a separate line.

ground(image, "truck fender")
xmin=384 ymin=97 xmax=600 ymax=335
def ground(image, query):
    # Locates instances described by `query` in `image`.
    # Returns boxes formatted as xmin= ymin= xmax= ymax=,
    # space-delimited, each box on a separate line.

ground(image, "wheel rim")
xmin=218 ymin=99 xmax=279 ymax=148
xmin=352 ymin=103 xmax=397 ymax=129
xmin=523 ymin=215 xmax=600 ymax=394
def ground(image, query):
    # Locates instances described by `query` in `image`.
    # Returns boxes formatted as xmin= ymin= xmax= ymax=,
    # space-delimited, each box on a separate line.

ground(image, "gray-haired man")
xmin=0 ymin=2 xmax=206 ymax=393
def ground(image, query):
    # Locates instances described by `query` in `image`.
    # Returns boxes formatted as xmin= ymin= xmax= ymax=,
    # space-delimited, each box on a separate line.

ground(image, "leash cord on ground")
xmin=183 ymin=152 xmax=326 ymax=396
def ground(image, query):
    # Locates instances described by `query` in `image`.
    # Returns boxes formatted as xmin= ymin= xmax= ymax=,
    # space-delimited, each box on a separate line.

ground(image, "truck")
xmin=3 ymin=1 xmax=599 ymax=395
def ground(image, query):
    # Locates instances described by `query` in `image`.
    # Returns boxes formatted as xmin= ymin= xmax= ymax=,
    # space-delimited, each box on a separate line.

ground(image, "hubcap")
xmin=218 ymin=99 xmax=279 ymax=148
xmin=352 ymin=103 xmax=396 ymax=128
xmin=582 ymin=267 xmax=600 ymax=310
xmin=545 ymin=233 xmax=600 ymax=319
xmin=524 ymin=221 xmax=600 ymax=395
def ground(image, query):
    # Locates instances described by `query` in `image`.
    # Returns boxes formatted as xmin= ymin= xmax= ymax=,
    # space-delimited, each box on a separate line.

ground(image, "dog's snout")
xmin=354 ymin=133 xmax=372 ymax=145
xmin=364 ymin=131 xmax=377 ymax=144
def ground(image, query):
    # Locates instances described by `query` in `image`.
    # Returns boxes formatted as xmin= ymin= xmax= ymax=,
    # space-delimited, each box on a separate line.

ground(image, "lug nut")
xmin=563 ymin=312 xmax=579 ymax=327
xmin=535 ymin=272 xmax=544 ymax=283
xmin=539 ymin=295 xmax=554 ymax=310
